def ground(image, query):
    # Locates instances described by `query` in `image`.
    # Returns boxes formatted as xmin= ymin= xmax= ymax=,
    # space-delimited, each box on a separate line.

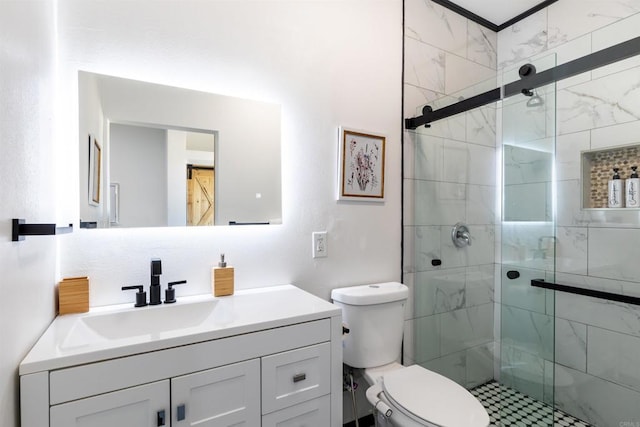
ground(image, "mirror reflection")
xmin=78 ymin=71 xmax=282 ymax=228
xmin=503 ymin=144 xmax=553 ymax=222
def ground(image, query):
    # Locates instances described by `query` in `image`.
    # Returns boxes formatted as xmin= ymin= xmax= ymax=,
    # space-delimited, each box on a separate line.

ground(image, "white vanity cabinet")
xmin=20 ymin=286 xmax=342 ymax=427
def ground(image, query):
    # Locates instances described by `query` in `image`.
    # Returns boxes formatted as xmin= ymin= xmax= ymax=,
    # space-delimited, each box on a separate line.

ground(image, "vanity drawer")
xmin=49 ymin=319 xmax=330 ymax=405
xmin=261 ymin=342 xmax=330 ymax=414
xmin=262 ymin=395 xmax=330 ymax=427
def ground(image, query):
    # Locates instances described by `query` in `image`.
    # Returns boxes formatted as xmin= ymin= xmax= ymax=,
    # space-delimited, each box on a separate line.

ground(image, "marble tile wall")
xmin=403 ymin=0 xmax=497 ymax=390
xmin=498 ymin=5 xmax=640 ymax=426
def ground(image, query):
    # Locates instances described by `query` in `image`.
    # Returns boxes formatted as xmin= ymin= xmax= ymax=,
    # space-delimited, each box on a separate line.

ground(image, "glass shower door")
xmin=500 ymin=55 xmax=557 ymax=426
xmin=407 ymin=73 xmax=499 ymax=394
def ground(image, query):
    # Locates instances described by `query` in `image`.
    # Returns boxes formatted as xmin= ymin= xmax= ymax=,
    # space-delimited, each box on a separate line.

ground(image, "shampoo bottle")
xmin=626 ymin=166 xmax=640 ymax=208
xmin=608 ymin=168 xmax=624 ymax=208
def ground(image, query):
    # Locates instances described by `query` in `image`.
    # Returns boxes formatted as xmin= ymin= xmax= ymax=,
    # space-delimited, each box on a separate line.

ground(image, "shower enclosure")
xmin=403 ymin=0 xmax=640 ymax=421
xmin=404 ymin=51 xmax=570 ymax=425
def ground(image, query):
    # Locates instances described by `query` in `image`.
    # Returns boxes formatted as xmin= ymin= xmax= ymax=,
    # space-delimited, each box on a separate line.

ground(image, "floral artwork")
xmin=338 ymin=127 xmax=386 ymax=201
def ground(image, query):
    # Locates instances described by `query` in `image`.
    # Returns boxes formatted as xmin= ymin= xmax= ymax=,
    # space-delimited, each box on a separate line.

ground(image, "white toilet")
xmin=331 ymin=282 xmax=489 ymax=427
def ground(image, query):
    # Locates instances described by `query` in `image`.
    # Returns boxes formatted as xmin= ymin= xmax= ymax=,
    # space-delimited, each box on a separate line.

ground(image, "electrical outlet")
xmin=312 ymin=231 xmax=328 ymax=258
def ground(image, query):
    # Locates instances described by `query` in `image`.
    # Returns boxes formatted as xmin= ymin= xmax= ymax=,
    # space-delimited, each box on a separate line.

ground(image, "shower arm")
xmin=405 ymin=35 xmax=640 ymax=129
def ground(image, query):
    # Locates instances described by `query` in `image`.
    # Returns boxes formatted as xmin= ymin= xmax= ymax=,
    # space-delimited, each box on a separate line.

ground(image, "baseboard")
xmin=343 ymin=414 xmax=375 ymax=427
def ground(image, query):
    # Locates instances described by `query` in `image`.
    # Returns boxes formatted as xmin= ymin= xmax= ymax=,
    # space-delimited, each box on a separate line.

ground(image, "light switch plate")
xmin=312 ymin=231 xmax=328 ymax=258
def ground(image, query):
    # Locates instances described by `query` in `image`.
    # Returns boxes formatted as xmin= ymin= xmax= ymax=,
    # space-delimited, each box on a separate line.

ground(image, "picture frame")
xmin=338 ymin=127 xmax=386 ymax=201
xmin=88 ymin=134 xmax=102 ymax=206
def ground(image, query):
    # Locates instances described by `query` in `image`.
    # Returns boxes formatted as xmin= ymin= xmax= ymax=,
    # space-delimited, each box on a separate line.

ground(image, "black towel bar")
xmin=12 ymin=218 xmax=73 ymax=242
xmin=531 ymin=279 xmax=640 ymax=306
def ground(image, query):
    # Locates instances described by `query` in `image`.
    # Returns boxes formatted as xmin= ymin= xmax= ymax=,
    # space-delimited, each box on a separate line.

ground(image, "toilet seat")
xmin=381 ymin=365 xmax=489 ymax=427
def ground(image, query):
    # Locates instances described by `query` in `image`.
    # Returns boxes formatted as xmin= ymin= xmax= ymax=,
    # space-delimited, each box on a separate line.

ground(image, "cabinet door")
xmin=50 ymin=380 xmax=169 ymax=427
xmin=171 ymin=359 xmax=260 ymax=426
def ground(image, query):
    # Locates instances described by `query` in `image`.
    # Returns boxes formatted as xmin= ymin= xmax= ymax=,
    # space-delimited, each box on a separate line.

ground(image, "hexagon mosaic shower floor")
xmin=470 ymin=381 xmax=590 ymax=427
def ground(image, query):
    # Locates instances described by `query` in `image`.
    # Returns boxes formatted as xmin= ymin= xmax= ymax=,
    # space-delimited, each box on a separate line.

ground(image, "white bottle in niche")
xmin=608 ymin=168 xmax=624 ymax=208
xmin=626 ymin=166 xmax=640 ymax=208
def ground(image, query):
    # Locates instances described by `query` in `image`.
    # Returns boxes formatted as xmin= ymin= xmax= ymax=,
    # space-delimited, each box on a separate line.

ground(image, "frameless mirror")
xmin=78 ymin=71 xmax=282 ymax=228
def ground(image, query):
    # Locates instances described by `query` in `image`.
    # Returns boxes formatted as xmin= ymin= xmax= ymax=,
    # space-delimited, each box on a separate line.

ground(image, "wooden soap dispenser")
xmin=212 ymin=253 xmax=234 ymax=296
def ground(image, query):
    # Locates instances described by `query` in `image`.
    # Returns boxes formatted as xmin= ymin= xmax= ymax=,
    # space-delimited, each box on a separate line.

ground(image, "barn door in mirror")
xmin=187 ymin=165 xmax=214 ymax=226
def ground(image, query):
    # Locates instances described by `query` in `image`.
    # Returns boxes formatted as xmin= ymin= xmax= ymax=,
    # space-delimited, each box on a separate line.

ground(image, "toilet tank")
xmin=331 ymin=282 xmax=408 ymax=368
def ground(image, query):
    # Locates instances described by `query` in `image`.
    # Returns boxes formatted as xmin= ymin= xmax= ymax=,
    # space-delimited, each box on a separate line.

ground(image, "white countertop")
xmin=20 ymin=285 xmax=341 ymax=375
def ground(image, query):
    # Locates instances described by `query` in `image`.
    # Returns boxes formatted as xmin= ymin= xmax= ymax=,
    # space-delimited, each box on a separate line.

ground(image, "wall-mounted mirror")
xmin=78 ymin=71 xmax=282 ymax=228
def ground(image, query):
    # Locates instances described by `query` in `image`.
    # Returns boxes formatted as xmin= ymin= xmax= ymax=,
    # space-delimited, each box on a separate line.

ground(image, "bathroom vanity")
xmin=19 ymin=285 xmax=342 ymax=427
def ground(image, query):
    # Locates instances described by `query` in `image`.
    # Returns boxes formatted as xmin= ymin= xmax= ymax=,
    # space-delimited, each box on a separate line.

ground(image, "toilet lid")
xmin=382 ymin=365 xmax=489 ymax=427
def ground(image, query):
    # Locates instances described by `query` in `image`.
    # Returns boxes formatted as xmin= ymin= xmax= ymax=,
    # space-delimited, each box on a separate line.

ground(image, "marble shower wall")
xmin=498 ymin=3 xmax=640 ymax=426
xmin=403 ymin=0 xmax=498 ymax=389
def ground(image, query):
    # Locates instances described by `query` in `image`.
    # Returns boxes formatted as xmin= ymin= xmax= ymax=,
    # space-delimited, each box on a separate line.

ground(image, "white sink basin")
xmin=60 ymin=299 xmax=219 ymax=349
xmin=82 ymin=300 xmax=218 ymax=339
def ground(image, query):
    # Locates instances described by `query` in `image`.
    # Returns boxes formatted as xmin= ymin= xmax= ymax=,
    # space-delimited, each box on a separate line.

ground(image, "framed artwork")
xmin=88 ymin=134 xmax=102 ymax=206
xmin=338 ymin=127 xmax=386 ymax=201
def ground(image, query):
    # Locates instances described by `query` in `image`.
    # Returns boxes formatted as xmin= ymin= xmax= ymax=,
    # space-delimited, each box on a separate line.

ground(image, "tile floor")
xmin=471 ymin=381 xmax=590 ymax=427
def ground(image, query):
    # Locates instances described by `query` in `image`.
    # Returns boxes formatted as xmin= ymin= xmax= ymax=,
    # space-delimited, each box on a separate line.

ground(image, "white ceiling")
xmin=451 ymin=0 xmax=548 ymax=26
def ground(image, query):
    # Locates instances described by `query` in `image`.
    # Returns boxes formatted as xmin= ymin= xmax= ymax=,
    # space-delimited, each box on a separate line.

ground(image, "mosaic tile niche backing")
xmin=584 ymin=145 xmax=640 ymax=208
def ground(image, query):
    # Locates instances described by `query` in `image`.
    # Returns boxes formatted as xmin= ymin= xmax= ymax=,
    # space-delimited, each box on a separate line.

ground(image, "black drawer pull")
xmin=293 ymin=373 xmax=306 ymax=383
xmin=177 ymin=404 xmax=186 ymax=421
xmin=157 ymin=410 xmax=166 ymax=426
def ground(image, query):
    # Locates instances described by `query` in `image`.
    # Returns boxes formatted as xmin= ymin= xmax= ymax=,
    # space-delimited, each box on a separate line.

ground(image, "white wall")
xmin=56 ymin=1 xmax=403 ymax=305
xmin=110 ymin=123 xmax=168 ymax=228
xmin=78 ymin=71 xmax=106 ymax=224
xmin=166 ymin=130 xmax=189 ymax=226
xmin=0 ymin=3 xmax=58 ymax=427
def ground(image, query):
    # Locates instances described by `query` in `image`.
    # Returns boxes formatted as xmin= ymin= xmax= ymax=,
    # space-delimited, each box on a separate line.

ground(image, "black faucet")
xmin=150 ymin=259 xmax=162 ymax=305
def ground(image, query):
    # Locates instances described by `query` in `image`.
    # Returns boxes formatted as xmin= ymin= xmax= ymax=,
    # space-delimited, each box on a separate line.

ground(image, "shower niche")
xmin=581 ymin=144 xmax=640 ymax=209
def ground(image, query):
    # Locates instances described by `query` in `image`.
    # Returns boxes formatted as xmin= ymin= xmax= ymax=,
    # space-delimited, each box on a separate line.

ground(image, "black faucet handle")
xmin=151 ymin=258 xmax=162 ymax=276
xmin=121 ymin=285 xmax=148 ymax=307
xmin=164 ymin=280 xmax=187 ymax=304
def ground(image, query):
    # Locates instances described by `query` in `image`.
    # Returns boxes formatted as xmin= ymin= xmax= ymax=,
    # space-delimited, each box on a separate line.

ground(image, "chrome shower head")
xmin=526 ymin=89 xmax=544 ymax=107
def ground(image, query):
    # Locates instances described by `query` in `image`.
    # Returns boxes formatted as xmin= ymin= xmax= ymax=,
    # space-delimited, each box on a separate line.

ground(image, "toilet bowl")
xmin=331 ymin=282 xmax=489 ymax=427
xmin=364 ymin=363 xmax=489 ymax=427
